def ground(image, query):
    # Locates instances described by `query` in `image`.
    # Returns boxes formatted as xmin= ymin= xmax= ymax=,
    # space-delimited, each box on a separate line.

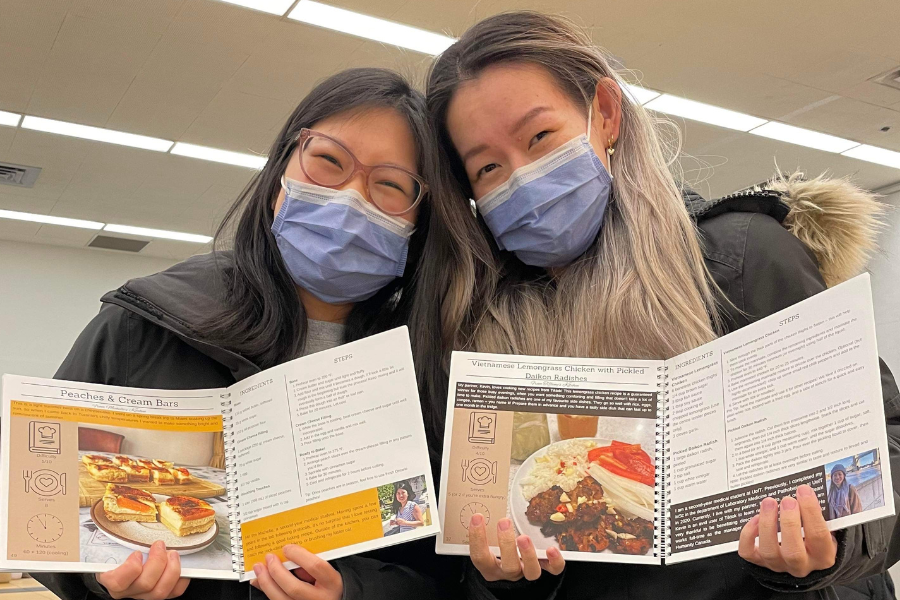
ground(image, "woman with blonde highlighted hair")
xmin=411 ymin=10 xmax=900 ymax=600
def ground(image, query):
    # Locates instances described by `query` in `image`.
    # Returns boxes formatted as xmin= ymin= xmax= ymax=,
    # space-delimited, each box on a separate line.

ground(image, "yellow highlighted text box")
xmin=9 ymin=400 xmax=222 ymax=432
xmin=242 ymin=488 xmax=383 ymax=568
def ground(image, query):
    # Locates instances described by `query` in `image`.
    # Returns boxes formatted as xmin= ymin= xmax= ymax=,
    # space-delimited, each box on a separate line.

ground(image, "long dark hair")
xmin=391 ymin=481 xmax=415 ymax=515
xmin=200 ymin=68 xmax=433 ymax=381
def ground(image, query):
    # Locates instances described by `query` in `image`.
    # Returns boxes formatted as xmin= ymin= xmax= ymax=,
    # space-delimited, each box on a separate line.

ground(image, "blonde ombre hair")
xmin=412 ymin=11 xmax=721 ymax=412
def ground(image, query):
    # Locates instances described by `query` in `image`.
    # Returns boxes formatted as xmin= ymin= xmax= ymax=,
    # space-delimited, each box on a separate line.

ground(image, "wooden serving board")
xmin=77 ymin=464 xmax=226 ymax=508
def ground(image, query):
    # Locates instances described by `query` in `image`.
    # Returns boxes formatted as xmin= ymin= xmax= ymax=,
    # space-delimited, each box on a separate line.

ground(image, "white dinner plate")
xmin=510 ymin=437 xmax=653 ymax=552
xmin=90 ymin=494 xmax=218 ymax=555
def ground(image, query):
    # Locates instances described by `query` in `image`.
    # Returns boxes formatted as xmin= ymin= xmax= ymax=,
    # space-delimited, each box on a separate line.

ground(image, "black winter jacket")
xmin=32 ymin=252 xmax=460 ymax=600
xmin=467 ymin=179 xmax=900 ymax=600
xmin=33 ymin=178 xmax=900 ymax=600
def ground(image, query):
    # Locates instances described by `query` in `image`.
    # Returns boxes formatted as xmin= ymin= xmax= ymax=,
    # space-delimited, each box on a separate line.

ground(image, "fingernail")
xmin=547 ymin=547 xmax=559 ymax=558
xmin=284 ymin=544 xmax=298 ymax=551
xmin=498 ymin=519 xmax=511 ymax=532
xmin=470 ymin=514 xmax=483 ymax=527
xmin=517 ymin=536 xmax=531 ymax=550
xmin=782 ymin=496 xmax=798 ymax=510
xmin=797 ymin=485 xmax=815 ymax=498
xmin=253 ymin=564 xmax=263 ymax=576
xmin=761 ymin=497 xmax=777 ymax=512
xmin=266 ymin=553 xmax=277 ymax=565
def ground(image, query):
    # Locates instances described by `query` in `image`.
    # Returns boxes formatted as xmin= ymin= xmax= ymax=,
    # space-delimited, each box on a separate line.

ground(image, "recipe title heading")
xmin=470 ymin=360 xmax=646 ymax=375
xmin=59 ymin=389 xmax=180 ymax=408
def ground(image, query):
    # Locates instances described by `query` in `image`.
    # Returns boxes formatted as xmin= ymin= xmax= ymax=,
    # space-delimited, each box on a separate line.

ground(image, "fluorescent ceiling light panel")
xmin=20 ymin=116 xmax=173 ymax=151
xmin=213 ymin=0 xmax=295 ymax=14
xmin=170 ymin=142 xmax=267 ymax=169
xmin=749 ymin=122 xmax=859 ymax=153
xmin=0 ymin=209 xmax=104 ymax=230
xmin=0 ymin=110 xmax=21 ymax=127
xmin=645 ymin=94 xmax=767 ymax=131
xmin=841 ymin=145 xmax=900 ymax=169
xmin=288 ymin=1 xmax=456 ymax=55
xmin=622 ymin=84 xmax=660 ymax=105
xmin=104 ymin=224 xmax=212 ymax=244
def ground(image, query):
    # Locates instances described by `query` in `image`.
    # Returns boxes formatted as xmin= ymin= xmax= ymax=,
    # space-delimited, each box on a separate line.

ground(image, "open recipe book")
xmin=0 ymin=327 xmax=439 ymax=580
xmin=437 ymin=274 xmax=894 ymax=564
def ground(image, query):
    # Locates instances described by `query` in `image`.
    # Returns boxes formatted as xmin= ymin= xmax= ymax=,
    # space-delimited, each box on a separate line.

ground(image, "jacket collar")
xmin=686 ymin=172 xmax=884 ymax=288
xmin=100 ymin=251 xmax=261 ymax=382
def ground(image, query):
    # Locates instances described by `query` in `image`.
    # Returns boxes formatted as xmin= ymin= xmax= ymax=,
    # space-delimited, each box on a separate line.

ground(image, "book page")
xmin=437 ymin=353 xmax=663 ymax=565
xmin=0 ymin=376 xmax=235 ymax=580
xmin=228 ymin=327 xmax=439 ymax=581
xmin=666 ymin=274 xmax=893 ymax=563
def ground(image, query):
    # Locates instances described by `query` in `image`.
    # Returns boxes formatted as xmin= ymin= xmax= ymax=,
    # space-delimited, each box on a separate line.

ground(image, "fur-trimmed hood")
xmin=757 ymin=172 xmax=886 ymax=288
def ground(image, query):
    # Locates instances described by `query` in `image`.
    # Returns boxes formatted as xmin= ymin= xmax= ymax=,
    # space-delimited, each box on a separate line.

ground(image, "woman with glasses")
xmin=34 ymin=68 xmax=450 ymax=600
xmin=412 ymin=10 xmax=899 ymax=600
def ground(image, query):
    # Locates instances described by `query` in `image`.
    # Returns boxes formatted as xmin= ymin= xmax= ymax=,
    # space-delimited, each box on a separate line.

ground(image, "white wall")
xmin=0 ymin=240 xmax=177 ymax=379
xmin=869 ymin=190 xmax=900 ymax=377
xmin=0 ymin=240 xmax=223 ymax=465
xmin=873 ymin=190 xmax=900 ymax=587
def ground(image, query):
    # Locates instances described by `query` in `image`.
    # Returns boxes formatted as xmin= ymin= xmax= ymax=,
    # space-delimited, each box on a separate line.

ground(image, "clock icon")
xmin=459 ymin=502 xmax=490 ymax=529
xmin=27 ymin=514 xmax=63 ymax=543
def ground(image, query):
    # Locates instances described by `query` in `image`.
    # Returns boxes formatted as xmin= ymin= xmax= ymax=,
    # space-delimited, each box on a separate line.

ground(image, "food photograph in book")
xmin=71 ymin=425 xmax=232 ymax=570
xmin=824 ymin=449 xmax=884 ymax=520
xmin=509 ymin=413 xmax=656 ymax=555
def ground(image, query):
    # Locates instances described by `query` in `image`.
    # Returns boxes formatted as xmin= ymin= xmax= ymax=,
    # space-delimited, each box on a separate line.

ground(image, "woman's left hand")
xmin=738 ymin=484 xmax=837 ymax=578
xmin=250 ymin=544 xmax=343 ymax=600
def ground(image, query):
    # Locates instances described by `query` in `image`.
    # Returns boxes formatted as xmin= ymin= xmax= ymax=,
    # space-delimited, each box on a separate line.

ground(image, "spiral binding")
xmin=653 ymin=365 xmax=669 ymax=560
xmin=221 ymin=392 xmax=244 ymax=575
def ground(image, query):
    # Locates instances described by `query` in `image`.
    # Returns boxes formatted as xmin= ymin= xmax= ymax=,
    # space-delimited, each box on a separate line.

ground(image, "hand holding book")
xmin=467 ymin=514 xmax=565 ymax=582
xmin=96 ymin=541 xmax=189 ymax=600
xmin=249 ymin=545 xmax=343 ymax=600
xmin=738 ymin=485 xmax=838 ymax=578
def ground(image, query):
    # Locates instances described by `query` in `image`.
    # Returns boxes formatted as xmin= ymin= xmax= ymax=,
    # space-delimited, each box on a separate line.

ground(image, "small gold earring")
xmin=607 ymin=138 xmax=616 ymax=156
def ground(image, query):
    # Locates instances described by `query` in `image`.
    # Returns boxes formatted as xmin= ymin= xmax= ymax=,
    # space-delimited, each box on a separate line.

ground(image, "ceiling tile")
xmin=842 ymin=80 xmax=900 ymax=110
xmin=106 ymin=1 xmax=275 ymax=140
xmin=787 ymin=97 xmax=900 ymax=152
xmin=58 ymin=144 xmax=159 ymax=205
xmin=0 ymin=129 xmax=96 ymax=202
xmin=180 ymin=89 xmax=294 ymax=153
xmin=33 ymin=222 xmax=97 ymax=245
xmin=677 ymin=121 xmax=900 ymax=197
xmin=140 ymin=238 xmax=211 ymax=261
xmin=340 ymin=41 xmax=433 ymax=89
xmin=227 ymin=21 xmax=364 ymax=103
xmin=0 ymin=0 xmax=73 ymax=112
xmin=0 ymin=126 xmax=17 ymax=155
xmin=0 ymin=218 xmax=41 ymax=241
xmin=0 ymin=190 xmax=58 ymax=214
xmin=26 ymin=14 xmax=164 ymax=126
xmin=69 ymin=0 xmax=184 ymax=33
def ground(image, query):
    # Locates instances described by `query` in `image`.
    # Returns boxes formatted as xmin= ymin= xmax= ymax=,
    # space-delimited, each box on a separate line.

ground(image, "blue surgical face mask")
xmin=476 ymin=109 xmax=611 ymax=268
xmin=272 ymin=177 xmax=415 ymax=304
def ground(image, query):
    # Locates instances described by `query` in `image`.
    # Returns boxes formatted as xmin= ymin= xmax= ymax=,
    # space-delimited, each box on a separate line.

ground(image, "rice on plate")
xmin=519 ymin=439 xmax=597 ymax=501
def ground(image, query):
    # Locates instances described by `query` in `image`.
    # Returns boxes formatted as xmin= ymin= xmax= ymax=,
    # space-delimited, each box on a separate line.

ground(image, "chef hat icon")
xmin=38 ymin=426 xmax=56 ymax=437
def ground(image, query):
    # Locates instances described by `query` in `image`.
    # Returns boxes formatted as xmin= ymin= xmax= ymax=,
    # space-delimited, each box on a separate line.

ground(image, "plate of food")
xmin=90 ymin=484 xmax=219 ymax=555
xmin=510 ymin=438 xmax=656 ymax=555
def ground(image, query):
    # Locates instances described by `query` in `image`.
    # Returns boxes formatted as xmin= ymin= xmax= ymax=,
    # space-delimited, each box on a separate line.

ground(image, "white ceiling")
xmin=1 ymin=0 xmax=899 ymax=259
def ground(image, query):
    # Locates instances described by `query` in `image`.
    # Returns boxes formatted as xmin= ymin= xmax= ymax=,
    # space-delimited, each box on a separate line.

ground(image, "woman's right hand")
xmin=97 ymin=541 xmax=190 ymax=599
xmin=468 ymin=514 xmax=565 ymax=582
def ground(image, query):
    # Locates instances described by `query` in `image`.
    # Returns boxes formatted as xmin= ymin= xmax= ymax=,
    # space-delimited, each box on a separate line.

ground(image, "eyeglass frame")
xmin=292 ymin=128 xmax=429 ymax=216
